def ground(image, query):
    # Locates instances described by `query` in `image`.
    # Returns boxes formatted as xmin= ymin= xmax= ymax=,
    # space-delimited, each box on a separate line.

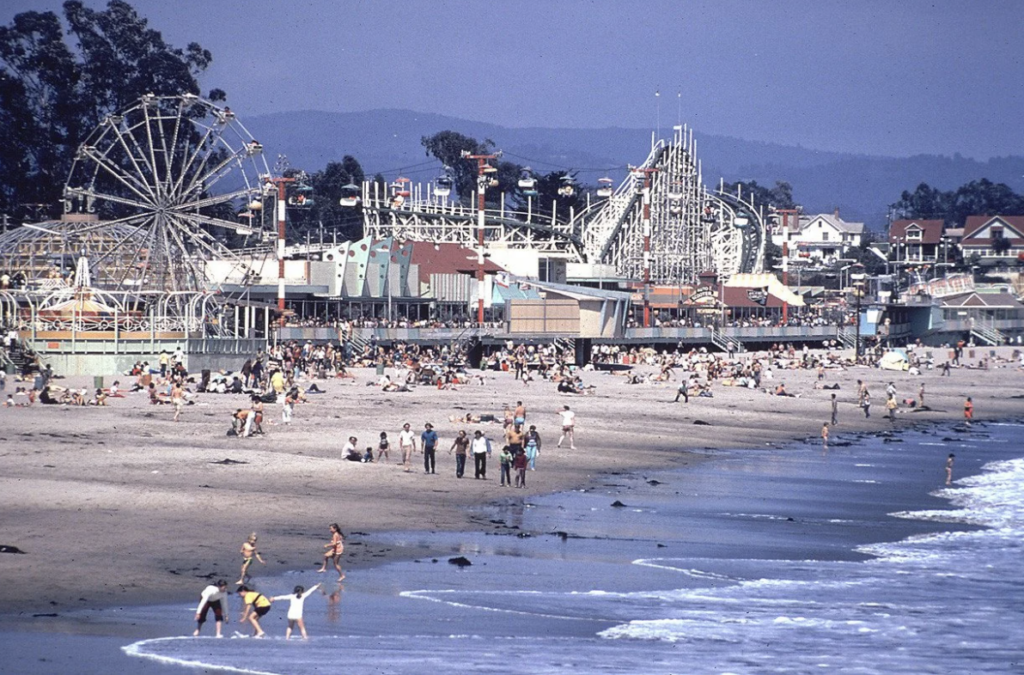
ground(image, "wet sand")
xmin=0 ymin=347 xmax=1021 ymax=620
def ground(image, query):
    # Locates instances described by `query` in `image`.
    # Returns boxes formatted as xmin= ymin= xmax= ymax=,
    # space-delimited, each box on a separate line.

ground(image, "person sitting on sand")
xmin=272 ymin=583 xmax=322 ymax=640
xmin=317 ymin=523 xmax=345 ymax=581
xmin=238 ymin=585 xmax=273 ymax=638
xmin=344 ymin=437 xmax=363 ymax=462
xmin=237 ymin=532 xmax=265 ymax=585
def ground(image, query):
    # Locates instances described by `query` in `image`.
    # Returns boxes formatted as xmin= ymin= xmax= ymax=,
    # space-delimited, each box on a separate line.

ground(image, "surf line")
xmin=401 ymin=589 xmax=612 ymax=623
xmin=123 ymin=636 xmax=280 ymax=675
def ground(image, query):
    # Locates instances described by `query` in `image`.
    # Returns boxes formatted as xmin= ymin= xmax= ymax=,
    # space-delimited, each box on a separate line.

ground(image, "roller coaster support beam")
xmin=267 ymin=176 xmax=295 ymax=329
xmin=633 ymin=166 xmax=658 ymax=327
xmin=464 ymin=150 xmax=501 ymax=325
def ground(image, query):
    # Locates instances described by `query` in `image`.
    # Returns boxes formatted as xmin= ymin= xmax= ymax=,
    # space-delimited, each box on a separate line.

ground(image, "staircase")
xmin=343 ymin=328 xmax=371 ymax=360
xmin=970 ymin=318 xmax=1005 ymax=346
xmin=837 ymin=326 xmax=858 ymax=349
xmin=710 ymin=327 xmax=743 ymax=354
xmin=4 ymin=345 xmax=38 ymax=375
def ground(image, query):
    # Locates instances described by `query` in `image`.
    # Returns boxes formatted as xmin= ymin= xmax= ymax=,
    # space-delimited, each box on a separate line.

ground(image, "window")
xmin=821 ymin=231 xmax=829 ymax=242
xmin=906 ymin=229 xmax=922 ymax=240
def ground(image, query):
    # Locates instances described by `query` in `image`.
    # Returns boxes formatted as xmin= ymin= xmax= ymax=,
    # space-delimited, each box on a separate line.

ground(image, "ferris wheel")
xmin=63 ymin=93 xmax=272 ymax=296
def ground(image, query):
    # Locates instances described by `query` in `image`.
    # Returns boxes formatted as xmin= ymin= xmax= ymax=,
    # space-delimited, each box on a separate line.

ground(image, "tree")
xmin=0 ymin=1 xmax=222 ymax=222
xmin=421 ymin=131 xmax=499 ymax=201
xmin=722 ymin=180 xmax=797 ymax=212
xmin=891 ymin=179 xmax=1024 ymax=228
xmin=306 ymin=156 xmax=366 ymax=241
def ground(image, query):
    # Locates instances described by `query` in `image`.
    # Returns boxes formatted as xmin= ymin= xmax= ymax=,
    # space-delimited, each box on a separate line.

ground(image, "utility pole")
xmin=632 ymin=166 xmax=658 ymax=328
xmin=463 ymin=150 xmax=500 ymax=325
xmin=266 ymin=176 xmax=295 ymax=330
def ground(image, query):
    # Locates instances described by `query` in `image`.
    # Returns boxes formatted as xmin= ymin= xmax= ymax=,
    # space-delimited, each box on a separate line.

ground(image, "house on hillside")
xmin=959 ymin=216 xmax=1024 ymax=265
xmin=888 ymin=219 xmax=955 ymax=265
xmin=771 ymin=210 xmax=864 ymax=264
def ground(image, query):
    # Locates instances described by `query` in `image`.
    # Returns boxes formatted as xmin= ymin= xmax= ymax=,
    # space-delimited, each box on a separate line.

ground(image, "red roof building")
xmin=960 ymin=216 xmax=1024 ymax=264
xmin=888 ymin=219 xmax=953 ymax=265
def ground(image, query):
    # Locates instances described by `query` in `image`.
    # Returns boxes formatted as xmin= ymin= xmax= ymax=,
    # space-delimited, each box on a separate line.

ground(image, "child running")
xmin=272 ymin=583 xmax=321 ymax=639
xmin=317 ymin=523 xmax=345 ymax=581
xmin=237 ymin=532 xmax=266 ymax=585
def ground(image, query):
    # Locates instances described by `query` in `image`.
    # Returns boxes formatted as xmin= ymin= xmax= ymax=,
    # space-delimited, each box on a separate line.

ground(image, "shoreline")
xmin=1 ymin=349 xmax=1022 ymax=625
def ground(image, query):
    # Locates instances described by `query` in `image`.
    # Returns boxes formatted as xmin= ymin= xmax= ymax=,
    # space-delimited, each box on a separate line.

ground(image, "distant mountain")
xmin=244 ymin=109 xmax=1024 ymax=230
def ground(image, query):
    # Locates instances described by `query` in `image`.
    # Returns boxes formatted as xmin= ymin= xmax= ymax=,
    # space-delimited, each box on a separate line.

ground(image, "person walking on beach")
xmin=946 ymin=453 xmax=955 ymax=486
xmin=171 ymin=381 xmax=184 ymax=422
xmin=499 ymin=445 xmax=513 ymax=487
xmin=524 ymin=425 xmax=541 ymax=470
xmin=450 ymin=430 xmax=469 ymax=478
xmin=318 ymin=523 xmax=345 ymax=581
xmin=238 ymin=585 xmax=273 ymax=638
xmin=472 ymin=430 xmax=489 ymax=479
xmin=421 ymin=422 xmax=439 ymax=474
xmin=674 ymin=377 xmax=689 ymax=403
xmin=272 ymin=583 xmax=321 ymax=640
xmin=513 ymin=448 xmax=528 ymax=488
xmin=558 ymin=405 xmax=576 ymax=449
xmin=918 ymin=382 xmax=926 ymax=408
xmin=887 ymin=395 xmax=898 ymax=422
xmin=194 ymin=580 xmax=229 ymax=637
xmin=821 ymin=422 xmax=829 ymax=449
xmin=237 ymin=533 xmax=265 ymax=585
xmin=377 ymin=431 xmax=391 ymax=463
xmin=830 ymin=393 xmax=838 ymax=426
xmin=941 ymin=361 xmax=951 ymax=376
xmin=862 ymin=390 xmax=871 ymax=418
xmin=964 ymin=397 xmax=973 ymax=426
xmin=399 ymin=422 xmax=417 ymax=473
xmin=856 ymin=380 xmax=867 ymax=407
xmin=514 ymin=400 xmax=527 ymax=427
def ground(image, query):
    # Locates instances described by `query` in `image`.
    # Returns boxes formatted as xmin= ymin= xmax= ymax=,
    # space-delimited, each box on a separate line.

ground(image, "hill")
xmin=244 ymin=109 xmax=1024 ymax=230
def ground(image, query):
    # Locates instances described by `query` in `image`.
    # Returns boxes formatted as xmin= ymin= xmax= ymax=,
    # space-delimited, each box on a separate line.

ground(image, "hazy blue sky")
xmin=4 ymin=0 xmax=1022 ymax=159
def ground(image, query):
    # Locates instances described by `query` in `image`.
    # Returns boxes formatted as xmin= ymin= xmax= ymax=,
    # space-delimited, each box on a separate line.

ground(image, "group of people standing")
xmin=353 ymin=401 xmax=573 ymax=485
xmin=194 ymin=524 xmax=345 ymax=639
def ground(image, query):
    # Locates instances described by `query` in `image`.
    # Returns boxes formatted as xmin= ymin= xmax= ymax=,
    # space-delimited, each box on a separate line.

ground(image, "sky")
xmin=3 ymin=0 xmax=1022 ymax=160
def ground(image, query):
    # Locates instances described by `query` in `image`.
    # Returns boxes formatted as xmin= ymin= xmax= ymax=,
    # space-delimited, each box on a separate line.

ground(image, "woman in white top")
xmin=272 ymin=582 xmax=321 ymax=639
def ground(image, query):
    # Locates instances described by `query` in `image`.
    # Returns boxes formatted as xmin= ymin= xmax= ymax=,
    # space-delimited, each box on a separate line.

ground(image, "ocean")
xmin=4 ymin=420 xmax=1022 ymax=674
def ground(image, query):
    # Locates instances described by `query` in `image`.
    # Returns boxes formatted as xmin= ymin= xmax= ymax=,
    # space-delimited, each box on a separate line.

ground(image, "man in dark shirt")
xmin=421 ymin=423 xmax=439 ymax=474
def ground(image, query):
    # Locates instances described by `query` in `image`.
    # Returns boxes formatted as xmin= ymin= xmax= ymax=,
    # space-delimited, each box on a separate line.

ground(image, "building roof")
xmin=529 ymin=279 xmax=633 ymax=302
xmin=797 ymin=213 xmax=865 ymax=235
xmin=941 ymin=291 xmax=1024 ymax=309
xmin=889 ymin=219 xmax=944 ymax=245
xmin=962 ymin=216 xmax=1024 ymax=246
xmin=404 ymin=242 xmax=504 ymax=285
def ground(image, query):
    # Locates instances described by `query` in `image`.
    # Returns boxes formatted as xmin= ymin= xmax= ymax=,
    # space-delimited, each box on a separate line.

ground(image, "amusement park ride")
xmin=363 ymin=124 xmax=766 ymax=287
xmin=0 ymin=93 xmax=768 ymax=363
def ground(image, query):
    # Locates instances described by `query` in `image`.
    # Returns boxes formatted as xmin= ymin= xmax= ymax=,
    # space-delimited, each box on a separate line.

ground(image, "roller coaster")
xmin=363 ymin=125 xmax=765 ymax=284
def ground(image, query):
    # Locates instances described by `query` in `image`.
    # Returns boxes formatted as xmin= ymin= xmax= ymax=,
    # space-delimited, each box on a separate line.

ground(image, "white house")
xmin=771 ymin=210 xmax=864 ymax=264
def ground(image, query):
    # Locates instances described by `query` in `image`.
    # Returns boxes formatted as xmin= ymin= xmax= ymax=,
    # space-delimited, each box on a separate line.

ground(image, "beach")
xmin=1 ymin=348 xmax=1023 ymax=672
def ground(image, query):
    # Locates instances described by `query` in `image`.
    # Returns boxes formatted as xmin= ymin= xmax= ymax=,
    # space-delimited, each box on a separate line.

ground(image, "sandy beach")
xmin=1 ymin=347 xmax=1022 ymax=620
